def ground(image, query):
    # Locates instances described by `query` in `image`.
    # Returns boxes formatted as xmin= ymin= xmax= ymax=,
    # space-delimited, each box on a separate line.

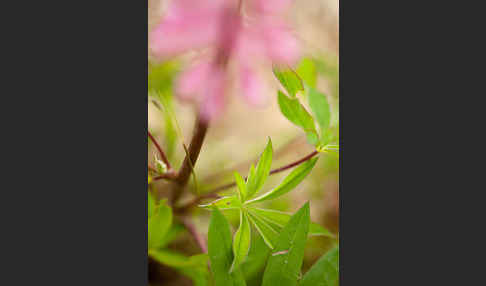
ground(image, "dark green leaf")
xmin=273 ymin=66 xmax=304 ymax=98
xmin=300 ymin=246 xmax=339 ymax=286
xmin=231 ymin=211 xmax=251 ymax=272
xmin=148 ymin=200 xmax=172 ymax=249
xmin=261 ymin=203 xmax=311 ymax=286
xmin=246 ymin=158 xmax=318 ymax=204
xmin=208 ymin=208 xmax=247 ymax=286
xmin=277 ymin=91 xmax=318 ymax=145
xmin=246 ymin=139 xmax=273 ymax=199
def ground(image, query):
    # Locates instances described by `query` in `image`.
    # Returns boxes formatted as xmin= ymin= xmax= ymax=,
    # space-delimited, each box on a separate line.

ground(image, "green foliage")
xmin=246 ymin=158 xmax=318 ymax=204
xmin=200 ymin=195 xmax=241 ymax=210
xmin=231 ymin=211 xmax=252 ymax=271
xmin=208 ymin=208 xmax=247 ymax=286
xmin=274 ymin=59 xmax=338 ymax=153
xmin=148 ymin=199 xmax=172 ymax=249
xmin=247 ymin=211 xmax=279 ymax=249
xmin=148 ymin=191 xmax=155 ymax=219
xmin=246 ymin=139 xmax=273 ymax=200
xmin=277 ymin=91 xmax=319 ymax=145
xmin=261 ymin=203 xmax=310 ymax=286
xmin=300 ymin=246 xmax=339 ymax=286
xmin=248 ymin=207 xmax=334 ymax=238
xmin=273 ymin=66 xmax=304 ymax=98
xmin=234 ymin=172 xmax=248 ymax=201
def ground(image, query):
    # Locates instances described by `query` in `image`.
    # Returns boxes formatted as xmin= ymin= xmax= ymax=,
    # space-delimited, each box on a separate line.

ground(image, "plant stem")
xmin=176 ymin=150 xmax=319 ymax=213
xmin=170 ymin=115 xmax=209 ymax=204
xmin=148 ymin=131 xmax=171 ymax=170
xmin=180 ymin=217 xmax=207 ymax=253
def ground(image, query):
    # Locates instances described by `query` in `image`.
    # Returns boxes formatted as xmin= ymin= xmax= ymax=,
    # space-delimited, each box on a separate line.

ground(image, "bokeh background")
xmin=148 ymin=0 xmax=338 ymax=285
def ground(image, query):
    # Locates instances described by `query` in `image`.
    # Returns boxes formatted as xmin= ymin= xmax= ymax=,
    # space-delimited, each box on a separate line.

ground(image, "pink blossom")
xmin=149 ymin=0 xmax=300 ymax=121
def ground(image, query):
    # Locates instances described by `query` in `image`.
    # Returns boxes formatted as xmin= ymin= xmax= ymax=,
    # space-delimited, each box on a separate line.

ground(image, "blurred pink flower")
xmin=150 ymin=0 xmax=300 ymax=121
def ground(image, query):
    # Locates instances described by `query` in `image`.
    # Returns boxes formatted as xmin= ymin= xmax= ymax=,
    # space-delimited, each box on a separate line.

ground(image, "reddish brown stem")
xmin=176 ymin=150 xmax=319 ymax=213
xmin=180 ymin=217 xmax=207 ymax=253
xmin=148 ymin=131 xmax=171 ymax=170
xmin=170 ymin=115 xmax=209 ymax=204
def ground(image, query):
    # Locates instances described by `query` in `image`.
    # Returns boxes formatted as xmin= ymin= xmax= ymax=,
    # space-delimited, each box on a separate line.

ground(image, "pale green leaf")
xmin=261 ymin=203 xmax=310 ymax=286
xmin=308 ymin=87 xmax=331 ymax=144
xmin=148 ymin=191 xmax=155 ymax=219
xmin=300 ymin=246 xmax=339 ymax=286
xmin=277 ymin=91 xmax=318 ymax=145
xmin=246 ymin=158 xmax=318 ymax=204
xmin=248 ymin=207 xmax=334 ymax=238
xmin=246 ymin=139 xmax=273 ymax=199
xmin=208 ymin=208 xmax=247 ymax=286
xmin=296 ymin=58 xmax=317 ymax=88
xmin=199 ymin=196 xmax=241 ymax=210
xmin=273 ymin=66 xmax=304 ymax=98
xmin=234 ymin=172 xmax=247 ymax=202
xmin=231 ymin=211 xmax=251 ymax=272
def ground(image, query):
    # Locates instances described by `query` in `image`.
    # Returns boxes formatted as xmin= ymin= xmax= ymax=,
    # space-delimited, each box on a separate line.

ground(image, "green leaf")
xmin=247 ymin=211 xmax=279 ymax=249
xmin=199 ymin=196 xmax=241 ymax=210
xmin=300 ymin=246 xmax=339 ymax=286
xmin=277 ymin=91 xmax=318 ymax=145
xmin=261 ymin=203 xmax=311 ymax=286
xmin=241 ymin=233 xmax=271 ymax=281
xmin=148 ymin=191 xmax=155 ymax=219
xmin=246 ymin=158 xmax=318 ymax=204
xmin=148 ymin=200 xmax=172 ymax=249
xmin=248 ymin=207 xmax=334 ymax=238
xmin=296 ymin=58 xmax=317 ymax=88
xmin=149 ymin=249 xmax=210 ymax=286
xmin=208 ymin=208 xmax=247 ymax=286
xmin=273 ymin=66 xmax=304 ymax=98
xmin=246 ymin=139 xmax=273 ymax=199
xmin=234 ymin=172 xmax=247 ymax=202
xmin=231 ymin=211 xmax=251 ymax=272
xmin=308 ymin=87 xmax=331 ymax=144
xmin=158 ymin=223 xmax=185 ymax=248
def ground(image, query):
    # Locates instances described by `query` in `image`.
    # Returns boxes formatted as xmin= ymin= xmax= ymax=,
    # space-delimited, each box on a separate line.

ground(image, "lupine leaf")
xmin=246 ymin=139 xmax=273 ymax=199
xmin=273 ymin=66 xmax=304 ymax=98
xmin=246 ymin=158 xmax=318 ymax=204
xmin=300 ymin=246 xmax=339 ymax=286
xmin=158 ymin=223 xmax=185 ymax=249
xmin=247 ymin=210 xmax=279 ymax=249
xmin=148 ymin=200 xmax=172 ymax=249
xmin=277 ymin=91 xmax=319 ymax=145
xmin=234 ymin=172 xmax=247 ymax=202
xmin=296 ymin=58 xmax=317 ymax=88
xmin=248 ymin=207 xmax=334 ymax=238
xmin=308 ymin=87 xmax=331 ymax=145
xmin=208 ymin=208 xmax=247 ymax=286
xmin=261 ymin=203 xmax=310 ymax=286
xmin=199 ymin=195 xmax=241 ymax=210
xmin=231 ymin=211 xmax=251 ymax=272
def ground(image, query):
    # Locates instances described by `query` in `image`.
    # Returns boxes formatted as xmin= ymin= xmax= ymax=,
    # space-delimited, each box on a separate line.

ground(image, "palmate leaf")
xmin=208 ymin=208 xmax=247 ymax=286
xmin=300 ymin=246 xmax=339 ymax=286
xmin=246 ymin=158 xmax=318 ymax=204
xmin=231 ymin=211 xmax=251 ymax=272
xmin=248 ymin=207 xmax=334 ymax=238
xmin=234 ymin=172 xmax=247 ymax=201
xmin=247 ymin=211 xmax=279 ymax=249
xmin=246 ymin=139 xmax=273 ymax=200
xmin=262 ymin=203 xmax=311 ymax=286
xmin=148 ymin=200 xmax=172 ymax=250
